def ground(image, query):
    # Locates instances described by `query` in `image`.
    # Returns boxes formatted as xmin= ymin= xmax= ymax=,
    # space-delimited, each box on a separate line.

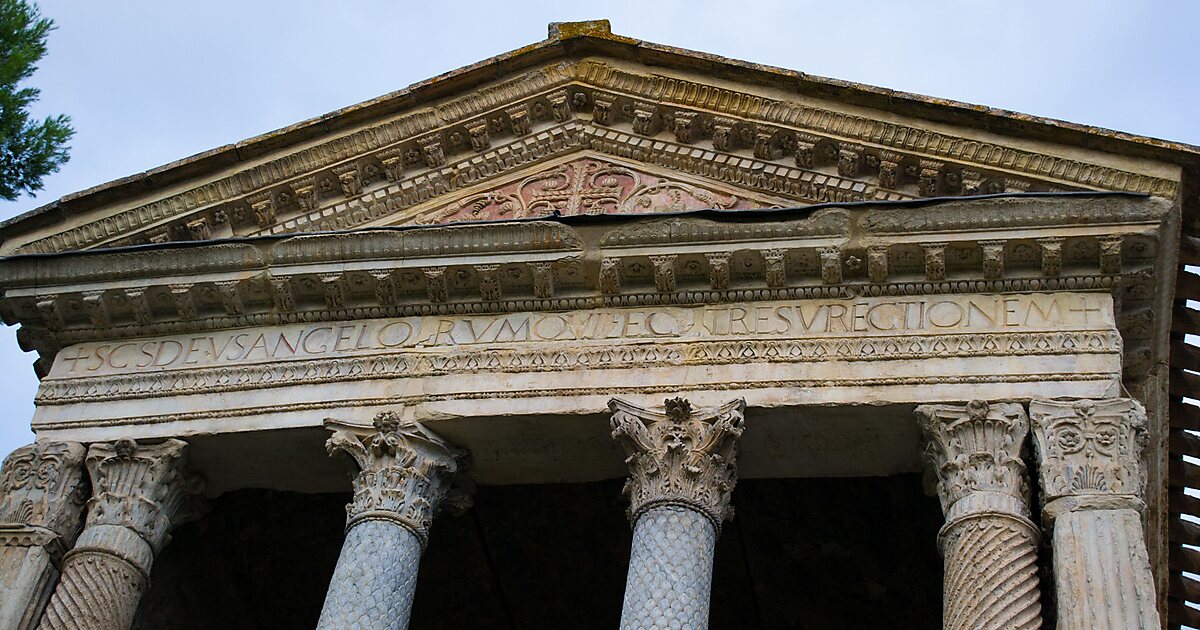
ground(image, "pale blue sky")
xmin=1 ymin=0 xmax=1198 ymax=458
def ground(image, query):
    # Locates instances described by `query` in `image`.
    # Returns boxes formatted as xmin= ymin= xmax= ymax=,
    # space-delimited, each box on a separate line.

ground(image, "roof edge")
xmin=3 ymin=20 xmax=1196 ymax=239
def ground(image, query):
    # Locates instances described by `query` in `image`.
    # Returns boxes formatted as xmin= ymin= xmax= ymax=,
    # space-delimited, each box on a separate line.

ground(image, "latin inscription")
xmin=50 ymin=293 xmax=1113 ymax=378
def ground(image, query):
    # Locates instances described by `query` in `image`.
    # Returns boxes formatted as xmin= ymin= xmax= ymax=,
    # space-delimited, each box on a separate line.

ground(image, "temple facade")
xmin=1 ymin=20 xmax=1198 ymax=629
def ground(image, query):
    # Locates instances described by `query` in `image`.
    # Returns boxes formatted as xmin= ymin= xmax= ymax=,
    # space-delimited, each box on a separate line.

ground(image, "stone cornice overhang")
xmin=1 ymin=20 xmax=1197 ymax=254
xmin=0 ymin=192 xmax=1171 ymax=380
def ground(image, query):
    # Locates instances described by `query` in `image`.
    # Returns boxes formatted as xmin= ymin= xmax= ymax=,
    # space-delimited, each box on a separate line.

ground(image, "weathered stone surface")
xmin=611 ymin=397 xmax=744 ymax=628
xmin=0 ymin=442 xmax=87 ymax=630
xmin=317 ymin=412 xmax=468 ymax=630
xmin=917 ymin=400 xmax=1041 ymax=630
xmin=1030 ymin=398 xmax=1158 ymax=629
xmin=37 ymin=439 xmax=201 ymax=630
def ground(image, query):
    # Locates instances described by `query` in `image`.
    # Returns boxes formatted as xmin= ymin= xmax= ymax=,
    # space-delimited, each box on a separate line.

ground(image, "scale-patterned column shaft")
xmin=317 ymin=520 xmax=422 ymax=630
xmin=319 ymin=413 xmax=468 ymax=630
xmin=0 ymin=546 xmax=57 ymax=630
xmin=941 ymin=515 xmax=1041 ymax=630
xmin=1051 ymin=508 xmax=1157 ymax=630
xmin=619 ymin=505 xmax=717 ymax=630
xmin=36 ymin=549 xmax=145 ymax=630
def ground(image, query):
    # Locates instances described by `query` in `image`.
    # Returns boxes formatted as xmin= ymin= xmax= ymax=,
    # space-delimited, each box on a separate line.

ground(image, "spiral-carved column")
xmin=916 ymin=400 xmax=1041 ymax=630
xmin=1030 ymin=398 xmax=1158 ymax=629
xmin=317 ymin=412 xmax=469 ymax=630
xmin=0 ymin=442 xmax=87 ymax=630
xmin=609 ymin=397 xmax=745 ymax=630
xmin=36 ymin=438 xmax=202 ymax=630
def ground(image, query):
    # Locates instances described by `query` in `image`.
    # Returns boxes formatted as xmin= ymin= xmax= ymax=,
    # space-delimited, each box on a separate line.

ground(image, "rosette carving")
xmin=608 ymin=397 xmax=745 ymax=529
xmin=326 ymin=411 xmax=469 ymax=546
xmin=1030 ymin=398 xmax=1147 ymax=503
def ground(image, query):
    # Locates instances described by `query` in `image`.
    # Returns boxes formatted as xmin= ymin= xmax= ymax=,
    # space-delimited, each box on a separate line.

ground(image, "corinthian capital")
xmin=916 ymin=400 xmax=1031 ymax=519
xmin=0 ymin=441 xmax=88 ymax=554
xmin=1030 ymin=398 xmax=1147 ymax=511
xmin=85 ymin=438 xmax=203 ymax=553
xmin=609 ymin=397 xmax=745 ymax=529
xmin=325 ymin=412 xmax=469 ymax=546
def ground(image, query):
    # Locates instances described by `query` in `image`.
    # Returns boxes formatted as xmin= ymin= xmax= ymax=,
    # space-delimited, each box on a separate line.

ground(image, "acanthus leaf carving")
xmin=84 ymin=438 xmax=203 ymax=554
xmin=705 ymin=251 xmax=731 ymax=291
xmin=608 ymin=397 xmax=745 ymax=529
xmin=0 ymin=441 xmax=88 ymax=553
xmin=325 ymin=411 xmax=469 ymax=545
xmin=916 ymin=400 xmax=1032 ymax=516
xmin=818 ymin=246 xmax=842 ymax=285
xmin=1030 ymin=398 xmax=1148 ymax=503
xmin=762 ymin=249 xmax=787 ymax=288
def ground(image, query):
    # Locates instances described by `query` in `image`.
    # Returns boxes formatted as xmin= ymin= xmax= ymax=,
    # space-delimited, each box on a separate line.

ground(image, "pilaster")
xmin=1029 ymin=398 xmax=1158 ymax=629
xmin=916 ymin=400 xmax=1041 ymax=630
xmin=0 ymin=442 xmax=87 ymax=630
xmin=37 ymin=438 xmax=202 ymax=630
xmin=317 ymin=411 xmax=469 ymax=630
xmin=609 ymin=397 xmax=745 ymax=630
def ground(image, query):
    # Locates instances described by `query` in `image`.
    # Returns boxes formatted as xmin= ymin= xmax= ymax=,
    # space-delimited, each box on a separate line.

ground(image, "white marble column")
xmin=36 ymin=438 xmax=202 ymax=630
xmin=1029 ymin=398 xmax=1159 ymax=629
xmin=0 ymin=442 xmax=88 ymax=630
xmin=317 ymin=412 xmax=468 ymax=630
xmin=609 ymin=397 xmax=745 ymax=630
xmin=916 ymin=400 xmax=1042 ymax=630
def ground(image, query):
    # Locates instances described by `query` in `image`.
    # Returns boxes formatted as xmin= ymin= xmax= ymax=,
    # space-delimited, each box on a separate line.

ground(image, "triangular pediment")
xmin=0 ymin=20 xmax=1186 ymax=255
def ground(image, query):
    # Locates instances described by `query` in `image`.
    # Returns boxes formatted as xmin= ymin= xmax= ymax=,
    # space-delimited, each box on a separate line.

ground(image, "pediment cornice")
xmin=0 ymin=52 xmax=1185 ymax=256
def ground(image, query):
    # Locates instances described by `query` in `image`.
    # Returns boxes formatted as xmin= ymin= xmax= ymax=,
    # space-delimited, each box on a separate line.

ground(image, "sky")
xmin=0 ymin=0 xmax=1199 ymax=460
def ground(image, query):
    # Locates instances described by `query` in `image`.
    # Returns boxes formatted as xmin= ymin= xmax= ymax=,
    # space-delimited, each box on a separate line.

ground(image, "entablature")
xmin=0 ymin=194 xmax=1171 ymax=383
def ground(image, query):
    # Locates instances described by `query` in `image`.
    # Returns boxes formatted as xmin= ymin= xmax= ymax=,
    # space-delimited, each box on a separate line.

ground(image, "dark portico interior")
xmin=133 ymin=475 xmax=945 ymax=629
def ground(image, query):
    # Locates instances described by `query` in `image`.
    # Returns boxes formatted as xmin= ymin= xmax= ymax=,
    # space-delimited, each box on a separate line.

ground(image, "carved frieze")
xmin=325 ymin=412 xmax=468 ymax=544
xmin=609 ymin=397 xmax=745 ymax=529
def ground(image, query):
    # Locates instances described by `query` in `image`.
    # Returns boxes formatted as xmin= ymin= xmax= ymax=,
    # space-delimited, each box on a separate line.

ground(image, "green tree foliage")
xmin=0 ymin=0 xmax=70 ymax=201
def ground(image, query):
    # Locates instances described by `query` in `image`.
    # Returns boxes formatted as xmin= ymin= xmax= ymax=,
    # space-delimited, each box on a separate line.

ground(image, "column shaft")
xmin=940 ymin=511 xmax=1041 ymax=630
xmin=620 ymin=505 xmax=717 ymax=630
xmin=1030 ymin=398 xmax=1159 ymax=630
xmin=0 ymin=544 xmax=58 ymax=630
xmin=917 ymin=400 xmax=1041 ymax=630
xmin=35 ymin=439 xmax=200 ymax=630
xmin=317 ymin=412 xmax=468 ymax=630
xmin=610 ymin=397 xmax=745 ymax=630
xmin=318 ymin=520 xmax=423 ymax=630
xmin=1051 ymin=508 xmax=1157 ymax=629
xmin=0 ymin=442 xmax=87 ymax=630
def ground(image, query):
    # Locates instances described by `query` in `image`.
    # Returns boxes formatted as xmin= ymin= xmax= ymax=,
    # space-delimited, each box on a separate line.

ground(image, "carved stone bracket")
xmin=608 ymin=397 xmax=746 ymax=530
xmin=923 ymin=242 xmax=947 ymax=281
xmin=325 ymin=412 xmax=469 ymax=546
xmin=866 ymin=246 xmax=888 ymax=283
xmin=705 ymin=251 xmax=731 ymax=290
xmin=648 ymin=255 xmax=677 ymax=293
xmin=1038 ymin=237 xmax=1064 ymax=276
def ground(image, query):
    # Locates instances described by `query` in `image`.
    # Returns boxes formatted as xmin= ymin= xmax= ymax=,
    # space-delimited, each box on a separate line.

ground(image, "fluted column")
xmin=0 ymin=442 xmax=88 ymax=630
xmin=916 ymin=400 xmax=1041 ymax=630
xmin=317 ymin=412 xmax=468 ymax=630
xmin=1030 ymin=398 xmax=1158 ymax=629
xmin=36 ymin=438 xmax=202 ymax=630
xmin=609 ymin=397 xmax=745 ymax=630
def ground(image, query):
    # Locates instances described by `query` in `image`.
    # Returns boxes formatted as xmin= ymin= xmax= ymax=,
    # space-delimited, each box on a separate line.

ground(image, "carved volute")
xmin=325 ymin=411 xmax=470 ymax=546
xmin=608 ymin=397 xmax=745 ymax=530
